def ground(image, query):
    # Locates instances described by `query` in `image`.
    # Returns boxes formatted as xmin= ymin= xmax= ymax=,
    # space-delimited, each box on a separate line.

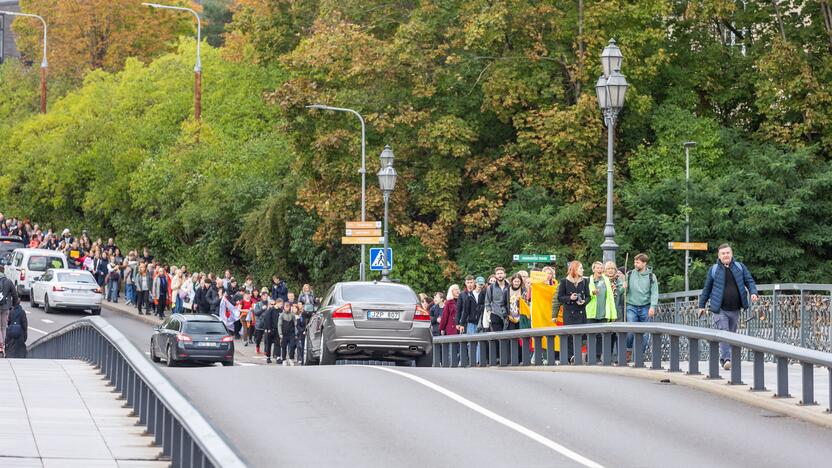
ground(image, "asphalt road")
xmin=21 ymin=302 xmax=832 ymax=468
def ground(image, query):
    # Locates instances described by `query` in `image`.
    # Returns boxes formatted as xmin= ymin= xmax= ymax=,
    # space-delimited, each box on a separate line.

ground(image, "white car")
xmin=30 ymin=268 xmax=103 ymax=315
xmin=5 ymin=248 xmax=68 ymax=297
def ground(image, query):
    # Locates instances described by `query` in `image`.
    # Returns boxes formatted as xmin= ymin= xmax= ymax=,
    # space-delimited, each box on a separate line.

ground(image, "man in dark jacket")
xmin=0 ymin=271 xmax=21 ymax=357
xmin=5 ymin=303 xmax=28 ymax=358
xmin=484 ymin=267 xmax=509 ymax=332
xmin=458 ymin=276 xmax=483 ymax=334
xmin=193 ymin=279 xmax=211 ymax=314
xmin=270 ymin=275 xmax=288 ymax=302
xmin=699 ymin=243 xmax=759 ymax=370
xmin=261 ymin=299 xmax=282 ymax=364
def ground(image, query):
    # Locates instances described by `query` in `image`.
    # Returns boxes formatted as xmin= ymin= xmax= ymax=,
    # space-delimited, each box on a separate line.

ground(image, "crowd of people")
xmin=1 ymin=213 xmax=759 ymax=370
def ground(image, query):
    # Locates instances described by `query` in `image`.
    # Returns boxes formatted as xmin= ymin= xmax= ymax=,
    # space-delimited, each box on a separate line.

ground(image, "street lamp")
xmin=683 ymin=141 xmax=696 ymax=293
xmin=377 ymin=145 xmax=397 ymax=282
xmin=595 ymin=38 xmax=629 ymax=264
xmin=306 ymin=104 xmax=367 ymax=281
xmin=142 ymin=3 xmax=202 ymax=121
xmin=0 ymin=10 xmax=47 ymax=113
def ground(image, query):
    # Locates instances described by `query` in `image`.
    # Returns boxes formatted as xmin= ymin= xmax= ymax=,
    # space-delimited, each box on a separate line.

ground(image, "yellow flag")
xmin=531 ymin=281 xmax=562 ymax=351
xmin=519 ymin=298 xmax=531 ymax=319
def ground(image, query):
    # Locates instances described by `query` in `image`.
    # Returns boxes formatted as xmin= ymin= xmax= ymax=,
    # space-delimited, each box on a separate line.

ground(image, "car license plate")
xmin=367 ymin=311 xmax=400 ymax=320
xmin=197 ymin=342 xmax=218 ymax=347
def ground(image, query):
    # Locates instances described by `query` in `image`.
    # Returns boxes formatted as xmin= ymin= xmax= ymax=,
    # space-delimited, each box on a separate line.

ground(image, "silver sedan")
xmin=30 ymin=268 xmax=103 ymax=315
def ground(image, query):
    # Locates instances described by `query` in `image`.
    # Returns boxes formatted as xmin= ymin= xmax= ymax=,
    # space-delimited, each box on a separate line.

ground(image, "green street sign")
xmin=512 ymin=254 xmax=556 ymax=263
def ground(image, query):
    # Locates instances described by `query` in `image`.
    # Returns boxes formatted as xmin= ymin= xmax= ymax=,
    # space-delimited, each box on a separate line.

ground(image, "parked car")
xmin=150 ymin=314 xmax=235 ymax=367
xmin=30 ymin=268 xmax=103 ymax=315
xmin=5 ymin=248 xmax=68 ymax=297
xmin=0 ymin=236 xmax=25 ymax=256
xmin=304 ymin=281 xmax=433 ymax=367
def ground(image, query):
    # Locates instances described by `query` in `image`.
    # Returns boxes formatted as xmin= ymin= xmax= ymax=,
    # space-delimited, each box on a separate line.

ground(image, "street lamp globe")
xmin=605 ymin=69 xmax=628 ymax=110
xmin=600 ymin=38 xmax=623 ymax=79
xmin=379 ymin=144 xmax=394 ymax=168
xmin=595 ymin=74 xmax=610 ymax=110
xmin=378 ymin=165 xmax=397 ymax=193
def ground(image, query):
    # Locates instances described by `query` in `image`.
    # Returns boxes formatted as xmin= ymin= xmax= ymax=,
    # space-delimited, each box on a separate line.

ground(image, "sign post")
xmin=512 ymin=254 xmax=556 ymax=269
xmin=342 ymin=222 xmax=384 ymax=274
xmin=369 ymin=248 xmax=393 ymax=272
xmin=668 ymin=242 xmax=707 ymax=294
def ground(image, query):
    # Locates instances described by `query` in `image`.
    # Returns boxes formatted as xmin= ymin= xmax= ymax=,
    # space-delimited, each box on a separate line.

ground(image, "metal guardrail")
xmin=433 ymin=323 xmax=832 ymax=412
xmin=28 ymin=317 xmax=246 ymax=468
xmin=657 ymin=283 xmax=832 ymax=354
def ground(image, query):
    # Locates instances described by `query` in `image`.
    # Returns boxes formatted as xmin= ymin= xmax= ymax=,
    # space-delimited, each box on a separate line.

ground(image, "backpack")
xmin=709 ymin=262 xmax=744 ymax=281
xmin=6 ymin=307 xmax=24 ymax=339
xmin=627 ymin=270 xmax=655 ymax=292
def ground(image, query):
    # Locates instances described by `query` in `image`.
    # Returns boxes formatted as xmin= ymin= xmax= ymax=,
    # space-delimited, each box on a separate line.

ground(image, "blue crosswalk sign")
xmin=369 ymin=248 xmax=393 ymax=271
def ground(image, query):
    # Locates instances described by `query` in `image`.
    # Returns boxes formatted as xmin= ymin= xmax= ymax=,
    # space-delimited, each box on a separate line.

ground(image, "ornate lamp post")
xmin=377 ymin=145 xmax=397 ymax=282
xmin=0 ymin=10 xmax=47 ymax=113
xmin=595 ymin=39 xmax=629 ymax=263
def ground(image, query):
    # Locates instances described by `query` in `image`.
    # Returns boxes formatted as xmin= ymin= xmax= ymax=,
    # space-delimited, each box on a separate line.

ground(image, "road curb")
xmin=501 ymin=365 xmax=832 ymax=430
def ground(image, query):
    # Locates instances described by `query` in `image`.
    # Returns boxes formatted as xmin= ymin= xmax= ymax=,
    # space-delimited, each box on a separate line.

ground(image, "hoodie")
xmin=624 ymin=268 xmax=659 ymax=308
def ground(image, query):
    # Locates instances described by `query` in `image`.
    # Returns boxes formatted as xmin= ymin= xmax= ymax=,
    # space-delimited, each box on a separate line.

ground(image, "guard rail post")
xmin=669 ymin=335 xmax=680 ymax=372
xmin=801 ymin=362 xmax=816 ymax=406
xmin=776 ymin=356 xmax=791 ymax=398
xmin=752 ymin=350 xmax=766 ymax=391
xmin=651 ymin=333 xmax=662 ymax=370
xmin=688 ymin=338 xmax=700 ymax=375
xmin=730 ymin=345 xmax=743 ymax=385
xmin=708 ymin=341 xmax=720 ymax=379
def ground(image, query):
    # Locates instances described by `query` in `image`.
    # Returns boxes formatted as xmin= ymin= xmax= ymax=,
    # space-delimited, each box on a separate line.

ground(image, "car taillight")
xmin=176 ymin=333 xmax=192 ymax=342
xmin=221 ymin=336 xmax=234 ymax=343
xmin=52 ymin=285 xmax=65 ymax=292
xmin=93 ymin=287 xmax=102 ymax=294
xmin=332 ymin=303 xmax=353 ymax=319
xmin=20 ymin=270 xmax=25 ymax=281
xmin=414 ymin=305 xmax=430 ymax=321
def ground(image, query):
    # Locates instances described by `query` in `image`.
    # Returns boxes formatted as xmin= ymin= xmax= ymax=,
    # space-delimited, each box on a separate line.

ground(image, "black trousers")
xmin=156 ymin=295 xmax=167 ymax=318
xmin=136 ymin=290 xmax=149 ymax=314
xmin=563 ymin=310 xmax=587 ymax=362
xmin=280 ymin=334 xmax=296 ymax=361
xmin=254 ymin=329 xmax=264 ymax=347
xmin=264 ymin=330 xmax=279 ymax=358
xmin=296 ymin=333 xmax=306 ymax=364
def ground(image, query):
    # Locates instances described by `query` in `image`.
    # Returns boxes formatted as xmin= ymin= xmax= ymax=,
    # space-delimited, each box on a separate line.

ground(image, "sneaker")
xmin=266 ymin=358 xmax=272 ymax=364
xmin=244 ymin=342 xmax=248 ymax=347
xmin=723 ymin=360 xmax=732 ymax=371
xmin=282 ymin=360 xmax=288 ymax=366
xmin=256 ymin=346 xmax=260 ymax=354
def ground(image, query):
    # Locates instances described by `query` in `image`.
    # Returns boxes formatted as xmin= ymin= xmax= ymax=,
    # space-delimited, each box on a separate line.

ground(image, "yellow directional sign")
xmin=346 ymin=229 xmax=382 ymax=237
xmin=346 ymin=221 xmax=382 ymax=229
xmin=668 ymin=242 xmax=708 ymax=251
xmin=341 ymin=236 xmax=385 ymax=245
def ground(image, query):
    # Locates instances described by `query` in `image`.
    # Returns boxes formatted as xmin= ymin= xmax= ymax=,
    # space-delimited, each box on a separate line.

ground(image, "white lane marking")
xmin=373 ymin=367 xmax=605 ymax=468
xmin=237 ymin=362 xmax=256 ymax=367
xmin=145 ymin=352 xmax=151 ymax=356
xmin=41 ymin=319 xmax=54 ymax=324
xmin=29 ymin=327 xmax=48 ymax=335
xmin=25 ymin=310 xmax=31 ymax=314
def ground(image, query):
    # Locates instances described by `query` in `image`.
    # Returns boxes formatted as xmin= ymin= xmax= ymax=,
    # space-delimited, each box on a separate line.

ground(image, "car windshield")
xmin=57 ymin=272 xmax=96 ymax=284
xmin=183 ymin=321 xmax=228 ymax=335
xmin=340 ymin=284 xmax=418 ymax=304
xmin=28 ymin=256 xmax=65 ymax=271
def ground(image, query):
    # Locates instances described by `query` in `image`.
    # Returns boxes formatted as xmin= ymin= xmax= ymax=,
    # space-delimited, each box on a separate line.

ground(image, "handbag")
xmin=6 ymin=308 xmax=24 ymax=339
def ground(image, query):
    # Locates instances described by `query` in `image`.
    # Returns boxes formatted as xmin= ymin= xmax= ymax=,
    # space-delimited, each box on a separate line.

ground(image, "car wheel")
xmin=319 ymin=334 xmax=336 ymax=366
xmin=415 ymin=350 xmax=433 ymax=368
xmin=150 ymin=339 xmax=161 ymax=363
xmin=221 ymin=359 xmax=234 ymax=367
xmin=166 ymin=344 xmax=177 ymax=367
xmin=44 ymin=296 xmax=54 ymax=314
xmin=305 ymin=336 xmax=319 ymax=366
xmin=30 ymin=293 xmax=38 ymax=309
xmin=91 ymin=308 xmax=101 ymax=316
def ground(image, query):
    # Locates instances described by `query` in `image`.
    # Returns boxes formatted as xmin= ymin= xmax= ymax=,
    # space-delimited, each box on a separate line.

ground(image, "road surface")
xmin=22 ymin=302 xmax=832 ymax=467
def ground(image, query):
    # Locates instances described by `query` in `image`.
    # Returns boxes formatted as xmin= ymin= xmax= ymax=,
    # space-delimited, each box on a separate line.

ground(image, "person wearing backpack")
xmin=277 ymin=301 xmax=297 ymax=365
xmin=622 ymin=253 xmax=659 ymax=359
xmin=698 ymin=243 xmax=759 ymax=371
xmin=0 ymin=271 xmax=21 ymax=358
xmin=5 ymin=303 xmax=28 ymax=358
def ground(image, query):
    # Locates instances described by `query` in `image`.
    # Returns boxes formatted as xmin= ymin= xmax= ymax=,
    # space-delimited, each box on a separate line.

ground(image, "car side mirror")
xmin=154 ymin=326 xmax=160 ymax=331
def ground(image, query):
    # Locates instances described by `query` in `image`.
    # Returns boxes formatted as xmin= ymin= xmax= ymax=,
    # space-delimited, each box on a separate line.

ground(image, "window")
xmin=57 ymin=272 xmax=96 ymax=284
xmin=40 ymin=272 xmax=53 ymax=282
xmin=28 ymin=256 xmax=65 ymax=272
xmin=166 ymin=319 xmax=181 ymax=332
xmin=340 ymin=284 xmax=419 ymax=304
xmin=183 ymin=321 xmax=227 ymax=335
xmin=321 ymin=286 xmax=336 ymax=307
xmin=14 ymin=253 xmax=23 ymax=267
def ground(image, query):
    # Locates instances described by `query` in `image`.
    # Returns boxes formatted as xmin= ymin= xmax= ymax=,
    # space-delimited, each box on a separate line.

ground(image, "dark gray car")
xmin=150 ymin=314 xmax=235 ymax=367
xmin=304 ymin=281 xmax=433 ymax=366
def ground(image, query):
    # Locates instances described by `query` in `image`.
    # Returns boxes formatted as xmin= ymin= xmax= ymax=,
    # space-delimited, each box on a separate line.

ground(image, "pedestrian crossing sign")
xmin=369 ymin=248 xmax=393 ymax=271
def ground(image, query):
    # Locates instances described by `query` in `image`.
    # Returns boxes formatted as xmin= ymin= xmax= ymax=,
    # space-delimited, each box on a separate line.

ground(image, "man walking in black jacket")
xmin=0 ymin=270 xmax=21 ymax=357
xmin=261 ymin=299 xmax=282 ymax=364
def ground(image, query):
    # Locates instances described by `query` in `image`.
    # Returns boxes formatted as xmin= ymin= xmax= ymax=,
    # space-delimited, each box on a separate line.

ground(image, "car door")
xmin=155 ymin=316 xmax=172 ymax=353
xmin=35 ymin=270 xmax=52 ymax=304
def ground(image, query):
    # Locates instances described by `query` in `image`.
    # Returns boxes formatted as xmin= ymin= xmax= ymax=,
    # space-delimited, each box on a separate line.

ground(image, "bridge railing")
xmin=433 ymin=322 xmax=832 ymax=413
xmin=28 ymin=317 xmax=245 ymax=468
xmin=656 ymin=283 xmax=832 ymax=354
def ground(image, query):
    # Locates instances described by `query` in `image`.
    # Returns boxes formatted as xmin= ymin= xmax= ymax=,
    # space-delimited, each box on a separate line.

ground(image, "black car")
xmin=0 ymin=236 xmax=24 ymax=257
xmin=150 ymin=314 xmax=235 ymax=367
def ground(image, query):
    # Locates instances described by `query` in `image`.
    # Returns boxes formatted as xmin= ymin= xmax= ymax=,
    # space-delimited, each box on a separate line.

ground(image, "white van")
xmin=6 ymin=248 xmax=69 ymax=297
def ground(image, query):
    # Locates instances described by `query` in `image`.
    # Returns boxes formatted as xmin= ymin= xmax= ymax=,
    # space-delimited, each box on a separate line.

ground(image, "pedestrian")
xmin=253 ymin=288 xmax=270 ymax=354
xmin=429 ymin=292 xmax=444 ymax=336
xmin=458 ymin=276 xmax=483 ymax=335
xmin=171 ymin=268 xmax=183 ymax=314
xmin=240 ymin=292 xmax=254 ymax=345
xmin=286 ymin=291 xmax=296 ymax=307
xmin=106 ymin=259 xmax=120 ymax=303
xmin=271 ymin=275 xmax=288 ymax=302
xmin=557 ymin=260 xmax=590 ymax=364
xmin=222 ymin=270 xmax=233 ymax=290
xmin=277 ymin=301 xmax=296 ymax=365
xmin=295 ymin=302 xmax=310 ymax=364
xmin=151 ymin=267 xmax=170 ymax=319
xmin=180 ymin=271 xmax=194 ymax=312
xmin=261 ymin=299 xmax=281 ymax=363
xmin=4 ymin=304 xmax=28 ymax=358
xmin=218 ymin=287 xmax=240 ymax=336
xmin=93 ymin=251 xmax=108 ymax=287
xmin=622 ymin=253 xmax=659 ymax=360
xmin=123 ymin=255 xmax=136 ymax=306
xmin=585 ymin=261 xmax=617 ymax=360
xmin=506 ymin=273 xmax=526 ymax=331
xmin=135 ymin=262 xmax=152 ymax=315
xmin=0 ymin=271 xmax=21 ymax=357
xmin=484 ymin=267 xmax=510 ymax=332
xmin=299 ymin=284 xmax=315 ymax=314
xmin=439 ymin=284 xmax=460 ymax=336
xmin=698 ymin=244 xmax=759 ymax=370
xmin=604 ymin=262 xmax=624 ymax=320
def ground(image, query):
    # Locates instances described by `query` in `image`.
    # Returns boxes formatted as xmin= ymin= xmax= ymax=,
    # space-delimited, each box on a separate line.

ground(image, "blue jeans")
xmin=125 ymin=284 xmax=136 ymax=304
xmin=174 ymin=295 xmax=183 ymax=314
xmin=466 ymin=323 xmax=480 ymax=363
xmin=107 ymin=280 xmax=119 ymax=302
xmin=713 ymin=309 xmax=740 ymax=361
xmin=626 ymin=304 xmax=651 ymax=352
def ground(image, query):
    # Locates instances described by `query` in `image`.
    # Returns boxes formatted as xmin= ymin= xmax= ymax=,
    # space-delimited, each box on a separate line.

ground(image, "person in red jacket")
xmin=439 ymin=284 xmax=461 ymax=335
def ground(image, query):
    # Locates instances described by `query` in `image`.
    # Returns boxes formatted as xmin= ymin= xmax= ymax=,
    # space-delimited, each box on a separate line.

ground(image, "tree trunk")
xmin=771 ymin=0 xmax=787 ymax=42
xmin=822 ymin=1 xmax=832 ymax=50
xmin=576 ymin=0 xmax=584 ymax=97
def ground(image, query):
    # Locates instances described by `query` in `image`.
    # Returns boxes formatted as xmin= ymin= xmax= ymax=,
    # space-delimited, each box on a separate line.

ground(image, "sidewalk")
xmin=102 ymin=301 xmax=268 ymax=365
xmin=0 ymin=359 xmax=167 ymax=468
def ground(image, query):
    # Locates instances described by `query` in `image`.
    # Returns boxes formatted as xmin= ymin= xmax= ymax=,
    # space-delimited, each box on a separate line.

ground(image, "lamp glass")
xmin=600 ymin=39 xmax=623 ymax=79
xmin=378 ymin=166 xmax=397 ymax=192
xmin=595 ymin=75 xmax=609 ymax=110
xmin=380 ymin=145 xmax=394 ymax=168
xmin=606 ymin=70 xmax=628 ymax=110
